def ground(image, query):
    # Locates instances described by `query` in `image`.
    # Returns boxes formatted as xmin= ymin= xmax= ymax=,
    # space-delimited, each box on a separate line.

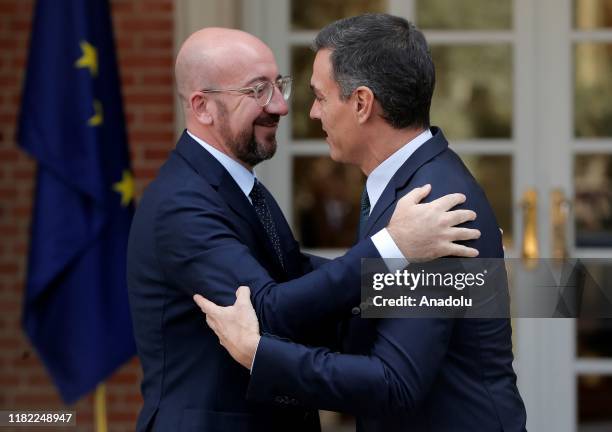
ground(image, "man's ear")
xmin=353 ymin=86 xmax=375 ymax=125
xmin=189 ymin=92 xmax=213 ymax=125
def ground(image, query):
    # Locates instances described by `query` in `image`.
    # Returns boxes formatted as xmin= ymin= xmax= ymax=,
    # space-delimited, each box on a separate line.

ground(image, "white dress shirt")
xmin=367 ymin=129 xmax=433 ymax=268
xmin=187 ymin=130 xmax=256 ymax=201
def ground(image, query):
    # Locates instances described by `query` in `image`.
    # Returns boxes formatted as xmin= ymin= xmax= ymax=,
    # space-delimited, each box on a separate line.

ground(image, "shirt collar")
xmin=187 ymin=130 xmax=256 ymax=199
xmin=366 ymin=128 xmax=433 ymax=213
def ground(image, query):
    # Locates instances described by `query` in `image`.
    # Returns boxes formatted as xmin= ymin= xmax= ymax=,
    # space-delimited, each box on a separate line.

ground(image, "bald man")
xmin=127 ymin=28 xmax=480 ymax=432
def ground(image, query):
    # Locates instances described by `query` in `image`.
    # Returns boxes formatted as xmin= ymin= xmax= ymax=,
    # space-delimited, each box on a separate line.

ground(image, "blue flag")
xmin=18 ymin=0 xmax=136 ymax=403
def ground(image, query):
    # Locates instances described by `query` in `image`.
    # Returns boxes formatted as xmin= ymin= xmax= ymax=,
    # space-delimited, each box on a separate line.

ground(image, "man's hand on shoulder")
xmin=193 ymin=286 xmax=261 ymax=370
xmin=387 ymin=184 xmax=481 ymax=261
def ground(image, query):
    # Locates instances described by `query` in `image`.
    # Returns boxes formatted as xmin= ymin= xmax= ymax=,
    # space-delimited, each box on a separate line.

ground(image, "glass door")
xmin=243 ymin=0 xmax=612 ymax=430
xmin=572 ymin=1 xmax=612 ymax=430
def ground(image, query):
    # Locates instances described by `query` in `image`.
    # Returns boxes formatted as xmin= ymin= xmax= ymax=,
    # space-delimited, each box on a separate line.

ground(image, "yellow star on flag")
xmin=88 ymin=100 xmax=103 ymax=127
xmin=113 ymin=170 xmax=134 ymax=207
xmin=75 ymin=40 xmax=98 ymax=76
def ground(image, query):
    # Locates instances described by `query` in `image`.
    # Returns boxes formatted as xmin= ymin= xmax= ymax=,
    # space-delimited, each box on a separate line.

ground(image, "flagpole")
xmin=94 ymin=383 xmax=108 ymax=432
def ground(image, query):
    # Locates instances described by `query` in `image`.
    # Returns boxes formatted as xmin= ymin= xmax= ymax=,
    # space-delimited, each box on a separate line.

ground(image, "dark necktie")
xmin=358 ymin=186 xmax=371 ymax=239
xmin=249 ymin=180 xmax=284 ymax=269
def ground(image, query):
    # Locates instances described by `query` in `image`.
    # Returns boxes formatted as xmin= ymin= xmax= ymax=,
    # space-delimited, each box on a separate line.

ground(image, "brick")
xmin=140 ymin=36 xmax=172 ymax=51
xmin=136 ymin=1 xmax=172 ymax=14
xmin=10 ymin=90 xmax=24 ymax=104
xmin=143 ymin=148 xmax=170 ymax=160
xmin=0 ymin=225 xmax=18 ymax=236
xmin=141 ymin=73 xmax=173 ymax=86
xmin=12 ymin=351 xmax=40 ymax=367
xmin=111 ymin=1 xmax=135 ymax=14
xmin=10 ymin=19 xmax=31 ymax=33
xmin=116 ymin=18 xmax=171 ymax=33
xmin=26 ymin=373 xmax=52 ymax=386
xmin=120 ymin=73 xmax=136 ymax=87
xmin=123 ymin=392 xmax=144 ymax=404
xmin=12 ymin=166 xmax=34 ymax=179
xmin=0 ymin=263 xmax=18 ymax=276
xmin=129 ymin=130 xmax=174 ymax=143
xmin=0 ymin=112 xmax=17 ymax=125
xmin=109 ymin=371 xmax=138 ymax=384
xmin=0 ymin=149 xmax=20 ymax=162
xmin=141 ymin=111 xmax=173 ymax=124
xmin=0 ymin=2 xmax=18 ymax=14
xmin=114 ymin=37 xmax=134 ymax=51
xmin=0 ymin=37 xmax=18 ymax=50
xmin=0 ymin=74 xmax=18 ymax=87
xmin=108 ymin=412 xmax=138 ymax=422
xmin=0 ymin=375 xmax=20 ymax=386
xmin=133 ymin=167 xmax=159 ymax=179
xmin=119 ymin=55 xmax=173 ymax=69
xmin=125 ymin=92 xmax=173 ymax=106
xmin=0 ymin=300 xmax=20 ymax=313
xmin=15 ymin=1 xmax=34 ymax=14
xmin=124 ymin=109 xmax=136 ymax=120
xmin=0 ymin=336 xmax=21 ymax=348
xmin=13 ymin=241 xmax=28 ymax=254
xmin=14 ymin=393 xmax=62 ymax=406
xmin=76 ymin=411 xmax=93 ymax=423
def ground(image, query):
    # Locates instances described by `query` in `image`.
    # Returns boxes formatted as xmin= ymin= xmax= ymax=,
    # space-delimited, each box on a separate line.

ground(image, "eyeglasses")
xmin=200 ymin=76 xmax=292 ymax=107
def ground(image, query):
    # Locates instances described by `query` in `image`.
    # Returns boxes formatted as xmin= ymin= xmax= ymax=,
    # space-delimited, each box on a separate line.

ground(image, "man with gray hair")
xmin=196 ymin=14 xmax=527 ymax=432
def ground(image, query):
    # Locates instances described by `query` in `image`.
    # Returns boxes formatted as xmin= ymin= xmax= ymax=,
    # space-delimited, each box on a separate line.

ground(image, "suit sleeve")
xmin=301 ymin=252 xmax=331 ymax=271
xmin=247 ymin=318 xmax=453 ymax=415
xmin=154 ymin=187 xmax=376 ymax=342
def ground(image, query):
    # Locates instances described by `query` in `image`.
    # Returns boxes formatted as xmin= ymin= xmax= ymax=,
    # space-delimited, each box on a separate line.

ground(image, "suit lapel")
xmin=361 ymin=127 xmax=449 ymax=238
xmin=217 ymin=172 xmax=264 ymax=235
xmin=174 ymin=130 xmax=285 ymax=272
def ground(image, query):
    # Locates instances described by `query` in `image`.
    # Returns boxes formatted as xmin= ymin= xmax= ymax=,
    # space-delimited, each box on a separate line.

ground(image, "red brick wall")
xmin=0 ymin=0 xmax=174 ymax=430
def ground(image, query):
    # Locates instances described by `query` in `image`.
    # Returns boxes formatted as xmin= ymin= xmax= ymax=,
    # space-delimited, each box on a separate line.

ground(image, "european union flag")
xmin=18 ymin=0 xmax=136 ymax=403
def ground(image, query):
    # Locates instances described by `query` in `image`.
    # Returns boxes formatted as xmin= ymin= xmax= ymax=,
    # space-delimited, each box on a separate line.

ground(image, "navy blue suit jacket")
xmin=127 ymin=131 xmax=378 ymax=431
xmin=247 ymin=128 xmax=527 ymax=431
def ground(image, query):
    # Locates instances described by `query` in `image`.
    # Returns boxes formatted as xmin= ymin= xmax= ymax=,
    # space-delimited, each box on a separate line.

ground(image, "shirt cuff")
xmin=250 ymin=336 xmax=262 ymax=374
xmin=371 ymin=228 xmax=409 ymax=272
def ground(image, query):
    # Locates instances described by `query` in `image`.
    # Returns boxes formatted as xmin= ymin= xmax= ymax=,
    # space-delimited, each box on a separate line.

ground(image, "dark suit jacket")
xmin=127 ymin=131 xmax=378 ymax=432
xmin=247 ymin=128 xmax=527 ymax=432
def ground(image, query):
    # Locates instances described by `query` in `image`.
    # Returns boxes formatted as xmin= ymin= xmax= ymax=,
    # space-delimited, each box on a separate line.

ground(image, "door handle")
xmin=521 ymin=189 xmax=539 ymax=267
xmin=550 ymin=188 xmax=570 ymax=260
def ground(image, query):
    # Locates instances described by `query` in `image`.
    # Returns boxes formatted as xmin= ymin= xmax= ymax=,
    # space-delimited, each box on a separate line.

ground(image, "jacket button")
xmin=351 ymin=306 xmax=361 ymax=315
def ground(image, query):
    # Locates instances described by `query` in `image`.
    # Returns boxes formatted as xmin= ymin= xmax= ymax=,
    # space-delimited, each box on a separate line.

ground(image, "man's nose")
xmin=309 ymin=99 xmax=320 ymax=120
xmin=265 ymin=86 xmax=289 ymax=116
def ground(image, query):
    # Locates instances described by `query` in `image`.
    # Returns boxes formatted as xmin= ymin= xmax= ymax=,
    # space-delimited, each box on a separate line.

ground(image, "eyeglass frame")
xmin=199 ymin=76 xmax=292 ymax=107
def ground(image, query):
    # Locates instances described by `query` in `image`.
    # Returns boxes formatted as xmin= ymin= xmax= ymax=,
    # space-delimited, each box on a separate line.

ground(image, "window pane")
xmin=574 ymin=154 xmax=612 ymax=247
xmin=291 ymin=46 xmax=325 ymax=140
xmin=293 ymin=155 xmax=512 ymax=249
xmin=574 ymin=0 xmax=612 ymax=29
xmin=574 ymin=43 xmax=612 ymax=138
xmin=431 ymin=45 xmax=513 ymax=140
xmin=460 ymin=155 xmax=513 ymax=247
xmin=578 ymin=319 xmax=612 ymax=358
xmin=578 ymin=375 xmax=612 ymax=430
xmin=416 ymin=0 xmax=512 ymax=30
xmin=293 ymin=157 xmax=364 ymax=248
xmin=291 ymin=0 xmax=386 ymax=31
